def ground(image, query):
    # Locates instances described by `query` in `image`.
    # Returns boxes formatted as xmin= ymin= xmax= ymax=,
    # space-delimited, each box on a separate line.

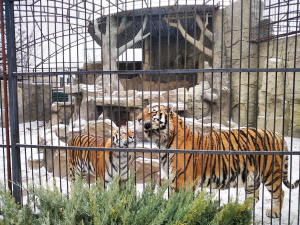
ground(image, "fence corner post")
xmin=5 ymin=0 xmax=21 ymax=205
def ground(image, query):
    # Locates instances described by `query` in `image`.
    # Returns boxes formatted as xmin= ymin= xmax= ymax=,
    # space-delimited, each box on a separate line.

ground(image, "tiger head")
xmin=137 ymin=105 xmax=174 ymax=146
xmin=111 ymin=127 xmax=137 ymax=148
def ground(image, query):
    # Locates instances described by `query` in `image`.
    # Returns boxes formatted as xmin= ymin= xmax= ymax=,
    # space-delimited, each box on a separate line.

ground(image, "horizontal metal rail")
xmin=17 ymin=144 xmax=300 ymax=156
xmin=13 ymin=67 xmax=300 ymax=77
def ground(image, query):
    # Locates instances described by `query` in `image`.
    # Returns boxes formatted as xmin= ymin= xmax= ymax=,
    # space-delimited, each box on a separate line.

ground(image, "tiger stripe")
xmin=68 ymin=128 xmax=136 ymax=187
xmin=137 ymin=104 xmax=299 ymax=218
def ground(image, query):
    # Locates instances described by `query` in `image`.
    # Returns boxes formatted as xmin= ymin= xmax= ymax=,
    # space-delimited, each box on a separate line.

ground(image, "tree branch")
xmin=195 ymin=14 xmax=213 ymax=42
xmin=118 ymin=17 xmax=133 ymax=34
xmin=93 ymin=19 xmax=103 ymax=41
xmin=118 ymin=15 xmax=150 ymax=56
xmin=163 ymin=16 xmax=197 ymax=48
xmin=163 ymin=16 xmax=212 ymax=58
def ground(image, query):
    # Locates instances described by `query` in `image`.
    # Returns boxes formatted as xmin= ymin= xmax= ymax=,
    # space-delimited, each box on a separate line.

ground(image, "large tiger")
xmin=137 ymin=104 xmax=299 ymax=218
xmin=68 ymin=128 xmax=137 ymax=187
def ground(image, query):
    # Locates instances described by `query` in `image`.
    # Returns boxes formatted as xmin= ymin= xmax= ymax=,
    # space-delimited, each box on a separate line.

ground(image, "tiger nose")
xmin=145 ymin=123 xmax=151 ymax=129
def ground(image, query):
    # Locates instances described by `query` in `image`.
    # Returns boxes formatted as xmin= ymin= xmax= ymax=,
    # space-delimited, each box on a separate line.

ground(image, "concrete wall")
xmin=1 ymin=81 xmax=52 ymax=125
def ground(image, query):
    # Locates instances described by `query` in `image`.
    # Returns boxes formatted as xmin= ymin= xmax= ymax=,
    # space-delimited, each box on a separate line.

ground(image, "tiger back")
xmin=68 ymin=128 xmax=136 ymax=187
xmin=137 ymin=104 xmax=299 ymax=218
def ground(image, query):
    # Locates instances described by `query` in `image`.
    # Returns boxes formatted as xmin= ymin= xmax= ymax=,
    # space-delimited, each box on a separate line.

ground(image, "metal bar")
xmin=13 ymin=67 xmax=300 ymax=76
xmin=5 ymin=0 xmax=22 ymax=204
xmin=0 ymin=0 xmax=12 ymax=192
xmin=16 ymin=143 xmax=300 ymax=156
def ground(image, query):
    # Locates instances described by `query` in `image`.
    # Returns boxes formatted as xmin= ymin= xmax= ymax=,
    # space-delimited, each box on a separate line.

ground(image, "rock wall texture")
xmin=223 ymin=0 xmax=300 ymax=137
xmin=1 ymin=81 xmax=52 ymax=124
xmin=257 ymin=36 xmax=300 ymax=137
xmin=223 ymin=0 xmax=263 ymax=127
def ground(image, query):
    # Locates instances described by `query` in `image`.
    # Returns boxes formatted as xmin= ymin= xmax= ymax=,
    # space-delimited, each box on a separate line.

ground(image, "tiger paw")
xmin=266 ymin=209 xmax=280 ymax=218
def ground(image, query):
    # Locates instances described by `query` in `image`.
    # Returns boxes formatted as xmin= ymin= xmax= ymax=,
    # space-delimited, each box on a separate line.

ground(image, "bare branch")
xmin=163 ymin=16 xmax=197 ymax=49
xmin=163 ymin=16 xmax=212 ymax=58
xmin=195 ymin=14 xmax=213 ymax=42
xmin=93 ymin=19 xmax=103 ymax=41
xmin=118 ymin=17 xmax=133 ymax=34
xmin=118 ymin=15 xmax=149 ymax=56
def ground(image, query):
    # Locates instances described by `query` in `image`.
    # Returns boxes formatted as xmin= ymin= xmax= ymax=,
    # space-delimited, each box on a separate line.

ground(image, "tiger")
xmin=137 ymin=104 xmax=299 ymax=218
xmin=68 ymin=127 xmax=137 ymax=188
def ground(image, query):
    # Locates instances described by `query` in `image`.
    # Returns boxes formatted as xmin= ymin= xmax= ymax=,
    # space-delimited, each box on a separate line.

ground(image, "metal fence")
xmin=1 ymin=0 xmax=300 ymax=224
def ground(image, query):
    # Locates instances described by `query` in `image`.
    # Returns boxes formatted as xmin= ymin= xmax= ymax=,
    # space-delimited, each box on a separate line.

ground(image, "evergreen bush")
xmin=0 ymin=175 xmax=253 ymax=224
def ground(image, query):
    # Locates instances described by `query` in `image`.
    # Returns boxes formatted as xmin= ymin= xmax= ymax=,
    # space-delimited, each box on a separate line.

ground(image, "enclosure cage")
xmin=0 ymin=0 xmax=300 ymax=224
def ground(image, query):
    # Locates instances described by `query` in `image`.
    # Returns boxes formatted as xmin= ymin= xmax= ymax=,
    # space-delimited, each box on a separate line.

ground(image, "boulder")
xmin=95 ymin=96 xmax=143 ymax=108
xmin=39 ymin=128 xmax=68 ymax=177
xmin=83 ymin=119 xmax=118 ymax=138
xmin=162 ymin=88 xmax=190 ymax=103
xmin=27 ymin=154 xmax=44 ymax=170
xmin=186 ymin=101 xmax=210 ymax=119
xmin=53 ymin=124 xmax=69 ymax=139
xmin=130 ymin=159 xmax=165 ymax=185
xmin=52 ymin=102 xmax=74 ymax=125
xmin=51 ymin=113 xmax=60 ymax=125
xmin=203 ymin=89 xmax=218 ymax=103
xmin=112 ymin=90 xmax=136 ymax=98
xmin=67 ymin=119 xmax=87 ymax=141
xmin=189 ymin=81 xmax=210 ymax=102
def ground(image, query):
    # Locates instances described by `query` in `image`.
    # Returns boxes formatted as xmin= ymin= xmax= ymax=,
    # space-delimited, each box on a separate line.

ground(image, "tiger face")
xmin=137 ymin=104 xmax=300 ymax=219
xmin=112 ymin=127 xmax=137 ymax=148
xmin=68 ymin=127 xmax=137 ymax=186
xmin=137 ymin=104 xmax=174 ymax=148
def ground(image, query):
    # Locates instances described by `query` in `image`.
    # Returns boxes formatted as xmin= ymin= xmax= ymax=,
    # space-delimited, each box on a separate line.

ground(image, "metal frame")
xmin=1 ymin=0 xmax=300 ymax=224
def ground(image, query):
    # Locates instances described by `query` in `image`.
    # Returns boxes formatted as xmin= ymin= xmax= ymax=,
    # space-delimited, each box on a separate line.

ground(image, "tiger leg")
xmin=69 ymin=165 xmax=75 ymax=182
xmin=68 ymin=151 xmax=75 ymax=182
xmin=265 ymin=173 xmax=285 ymax=218
xmin=245 ymin=174 xmax=261 ymax=204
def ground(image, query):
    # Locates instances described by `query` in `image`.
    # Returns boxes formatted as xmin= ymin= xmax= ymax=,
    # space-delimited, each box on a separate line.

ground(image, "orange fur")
xmin=137 ymin=105 xmax=299 ymax=218
xmin=68 ymin=128 xmax=136 ymax=187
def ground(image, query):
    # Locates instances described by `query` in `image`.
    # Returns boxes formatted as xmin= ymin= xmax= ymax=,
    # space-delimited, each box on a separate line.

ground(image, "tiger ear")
xmin=167 ymin=104 xmax=173 ymax=113
xmin=149 ymin=105 xmax=159 ymax=113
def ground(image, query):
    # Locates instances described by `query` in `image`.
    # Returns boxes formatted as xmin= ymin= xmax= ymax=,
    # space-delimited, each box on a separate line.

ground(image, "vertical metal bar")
xmin=0 ymin=77 xmax=6 ymax=192
xmin=192 ymin=0 xmax=196 ymax=193
xmin=218 ymin=0 xmax=225 ymax=206
xmin=16 ymin=1 xmax=24 ymax=205
xmin=245 ymin=0 xmax=252 ymax=218
xmin=5 ymin=0 xmax=21 ymax=204
xmin=227 ymin=0 xmax=235 ymax=202
xmin=92 ymin=0 xmax=97 ymax=188
xmin=281 ymin=1 xmax=291 ymax=223
xmin=210 ymin=0 xmax=215 ymax=195
xmin=252 ymin=0 xmax=263 ymax=221
xmin=101 ymin=0 xmax=105 ymax=189
xmin=237 ymin=0 xmax=243 ymax=200
xmin=261 ymin=1 xmax=272 ymax=223
xmin=292 ymin=2 xmax=299 ymax=223
xmin=0 ymin=0 xmax=12 ymax=192
xmin=158 ymin=0 xmax=162 ymax=186
xmin=132 ymin=1 xmax=136 ymax=186
xmin=116 ymin=0 xmax=121 ymax=182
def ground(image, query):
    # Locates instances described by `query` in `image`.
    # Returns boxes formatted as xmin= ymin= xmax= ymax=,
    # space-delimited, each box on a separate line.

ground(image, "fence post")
xmin=5 ymin=0 xmax=21 ymax=204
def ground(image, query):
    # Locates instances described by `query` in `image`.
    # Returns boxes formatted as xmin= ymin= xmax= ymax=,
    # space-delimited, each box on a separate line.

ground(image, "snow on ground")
xmin=0 ymin=122 xmax=299 ymax=224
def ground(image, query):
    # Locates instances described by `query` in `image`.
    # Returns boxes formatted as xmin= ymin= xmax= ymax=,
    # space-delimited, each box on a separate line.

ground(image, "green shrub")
xmin=0 ymin=175 xmax=252 ymax=225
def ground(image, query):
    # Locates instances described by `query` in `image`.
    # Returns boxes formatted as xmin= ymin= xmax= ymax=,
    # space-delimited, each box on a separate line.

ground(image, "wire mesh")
xmin=0 ymin=0 xmax=300 ymax=223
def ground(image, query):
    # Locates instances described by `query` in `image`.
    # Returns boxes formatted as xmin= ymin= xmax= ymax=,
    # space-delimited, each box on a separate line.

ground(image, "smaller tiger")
xmin=68 ymin=128 xmax=137 ymax=187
